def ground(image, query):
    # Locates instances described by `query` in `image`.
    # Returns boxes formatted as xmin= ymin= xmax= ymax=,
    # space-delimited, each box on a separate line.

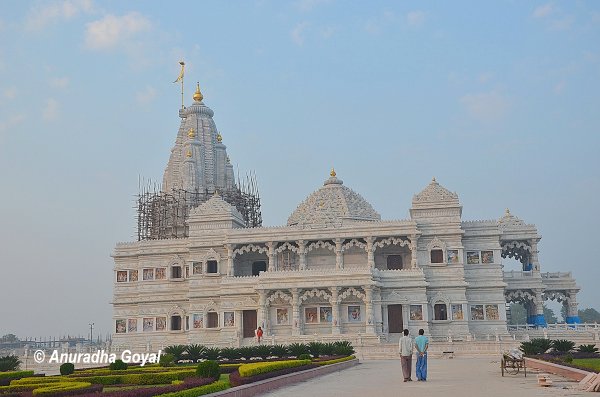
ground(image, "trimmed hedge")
xmin=0 ymin=371 xmax=35 ymax=381
xmin=314 ymin=355 xmax=355 ymax=366
xmin=155 ymin=379 xmax=229 ymax=397
xmin=78 ymin=369 xmax=196 ymax=385
xmin=60 ymin=363 xmax=75 ymax=376
xmin=195 ymin=361 xmax=219 ymax=380
xmin=109 ymin=360 xmax=128 ymax=371
xmin=73 ymin=377 xmax=212 ymax=397
xmin=238 ymin=360 xmax=311 ymax=378
xmin=12 ymin=377 xmax=71 ymax=385
xmin=229 ymin=363 xmax=317 ymax=387
xmin=32 ymin=382 xmax=91 ymax=396
xmin=218 ymin=364 xmax=241 ymax=374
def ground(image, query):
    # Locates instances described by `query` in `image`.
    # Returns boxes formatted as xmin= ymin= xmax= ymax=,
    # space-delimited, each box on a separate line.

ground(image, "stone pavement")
xmin=261 ymin=357 xmax=588 ymax=397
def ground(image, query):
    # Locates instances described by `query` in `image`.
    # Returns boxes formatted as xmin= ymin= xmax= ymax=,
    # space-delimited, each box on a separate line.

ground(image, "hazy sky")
xmin=1 ymin=1 xmax=599 ymax=339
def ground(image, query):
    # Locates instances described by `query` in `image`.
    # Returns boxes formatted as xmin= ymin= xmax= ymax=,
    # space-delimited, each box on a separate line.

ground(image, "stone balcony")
xmin=503 ymin=270 xmax=578 ymax=291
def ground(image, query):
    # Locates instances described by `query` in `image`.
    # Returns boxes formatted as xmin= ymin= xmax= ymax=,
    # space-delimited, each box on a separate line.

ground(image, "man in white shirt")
xmin=398 ymin=328 xmax=414 ymax=382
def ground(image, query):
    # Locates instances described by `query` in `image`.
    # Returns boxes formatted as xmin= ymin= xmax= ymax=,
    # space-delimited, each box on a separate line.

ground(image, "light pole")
xmin=89 ymin=323 xmax=94 ymax=349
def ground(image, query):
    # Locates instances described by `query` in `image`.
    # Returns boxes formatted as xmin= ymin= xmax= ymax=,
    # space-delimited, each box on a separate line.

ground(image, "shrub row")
xmin=521 ymin=339 xmax=597 ymax=355
xmin=164 ymin=341 xmax=354 ymax=362
xmin=238 ymin=359 xmax=311 ymax=378
xmin=76 ymin=369 xmax=196 ymax=385
xmin=12 ymin=378 xmax=69 ymax=385
xmin=32 ymin=382 xmax=92 ymax=396
xmin=229 ymin=363 xmax=318 ymax=387
xmin=154 ymin=378 xmax=229 ymax=397
xmin=71 ymin=366 xmax=189 ymax=377
xmin=1 ymin=378 xmax=99 ymax=397
xmin=73 ymin=377 xmax=212 ymax=397
xmin=0 ymin=372 xmax=35 ymax=381
xmin=314 ymin=355 xmax=356 ymax=366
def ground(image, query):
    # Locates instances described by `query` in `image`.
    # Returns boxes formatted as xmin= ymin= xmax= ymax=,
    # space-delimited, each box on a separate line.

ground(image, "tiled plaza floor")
xmin=261 ymin=357 xmax=588 ymax=397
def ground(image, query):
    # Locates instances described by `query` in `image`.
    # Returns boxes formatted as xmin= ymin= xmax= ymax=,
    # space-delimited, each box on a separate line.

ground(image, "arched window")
xmin=252 ymin=261 xmax=267 ymax=276
xmin=430 ymin=250 xmax=444 ymax=264
xmin=434 ymin=303 xmax=448 ymax=320
xmin=206 ymin=312 xmax=219 ymax=328
xmin=386 ymin=255 xmax=403 ymax=270
xmin=206 ymin=260 xmax=218 ymax=274
xmin=171 ymin=265 xmax=182 ymax=279
xmin=170 ymin=315 xmax=182 ymax=330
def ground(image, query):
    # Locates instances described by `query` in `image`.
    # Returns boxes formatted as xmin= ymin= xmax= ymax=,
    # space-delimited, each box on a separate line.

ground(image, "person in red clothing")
xmin=256 ymin=326 xmax=263 ymax=343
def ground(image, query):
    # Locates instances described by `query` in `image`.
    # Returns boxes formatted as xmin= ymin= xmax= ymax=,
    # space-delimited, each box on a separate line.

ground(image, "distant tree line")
xmin=508 ymin=304 xmax=600 ymax=324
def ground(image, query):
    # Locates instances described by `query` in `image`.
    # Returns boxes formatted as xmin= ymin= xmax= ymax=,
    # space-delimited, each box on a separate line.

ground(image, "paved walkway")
xmin=261 ymin=357 xmax=587 ymax=397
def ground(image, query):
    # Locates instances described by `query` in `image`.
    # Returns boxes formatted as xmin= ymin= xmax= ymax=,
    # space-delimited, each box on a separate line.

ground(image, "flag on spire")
xmin=173 ymin=61 xmax=185 ymax=83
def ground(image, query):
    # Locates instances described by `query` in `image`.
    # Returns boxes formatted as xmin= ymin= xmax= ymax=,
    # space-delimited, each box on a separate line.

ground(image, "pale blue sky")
xmin=1 ymin=1 xmax=599 ymax=338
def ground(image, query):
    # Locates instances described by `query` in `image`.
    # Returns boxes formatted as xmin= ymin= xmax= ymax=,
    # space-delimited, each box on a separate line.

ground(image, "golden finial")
xmin=217 ymin=132 xmax=222 ymax=143
xmin=193 ymin=82 xmax=203 ymax=102
xmin=186 ymin=150 xmax=192 ymax=157
xmin=187 ymin=128 xmax=195 ymax=138
xmin=330 ymin=168 xmax=336 ymax=177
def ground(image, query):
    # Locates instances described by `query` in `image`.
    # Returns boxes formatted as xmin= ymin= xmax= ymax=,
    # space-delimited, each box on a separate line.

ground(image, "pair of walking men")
xmin=398 ymin=328 xmax=428 ymax=382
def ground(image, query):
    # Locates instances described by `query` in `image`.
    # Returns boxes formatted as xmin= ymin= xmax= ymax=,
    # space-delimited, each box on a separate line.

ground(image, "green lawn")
xmin=572 ymin=358 xmax=600 ymax=372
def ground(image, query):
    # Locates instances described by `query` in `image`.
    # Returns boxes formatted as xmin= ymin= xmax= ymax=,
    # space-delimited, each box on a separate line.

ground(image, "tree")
xmin=508 ymin=303 xmax=527 ymax=325
xmin=0 ymin=334 xmax=19 ymax=343
xmin=543 ymin=305 xmax=558 ymax=323
xmin=578 ymin=308 xmax=600 ymax=323
xmin=561 ymin=307 xmax=600 ymax=323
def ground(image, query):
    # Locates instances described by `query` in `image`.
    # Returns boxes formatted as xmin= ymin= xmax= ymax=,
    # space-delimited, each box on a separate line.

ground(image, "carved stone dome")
xmin=287 ymin=172 xmax=381 ymax=227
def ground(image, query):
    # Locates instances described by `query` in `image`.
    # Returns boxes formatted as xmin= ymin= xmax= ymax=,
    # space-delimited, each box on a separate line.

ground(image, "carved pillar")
xmin=330 ymin=287 xmax=341 ymax=334
xmin=298 ymin=240 xmax=306 ymax=270
xmin=226 ymin=244 xmax=234 ymax=276
xmin=258 ymin=290 xmax=267 ymax=331
xmin=382 ymin=304 xmax=389 ymax=334
xmin=402 ymin=304 xmax=412 ymax=331
xmin=410 ymin=234 xmax=418 ymax=268
xmin=335 ymin=239 xmax=344 ymax=270
xmin=364 ymin=286 xmax=376 ymax=335
xmin=366 ymin=237 xmax=375 ymax=269
xmin=267 ymin=242 xmax=276 ymax=272
xmin=291 ymin=288 xmax=301 ymax=336
xmin=235 ymin=310 xmax=243 ymax=346
xmin=531 ymin=289 xmax=547 ymax=328
xmin=373 ymin=288 xmax=382 ymax=335
xmin=530 ymin=239 xmax=540 ymax=271
xmin=565 ymin=290 xmax=581 ymax=324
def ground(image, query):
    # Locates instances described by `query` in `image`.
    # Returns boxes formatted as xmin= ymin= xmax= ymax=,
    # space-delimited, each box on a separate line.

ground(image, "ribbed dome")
xmin=287 ymin=173 xmax=381 ymax=227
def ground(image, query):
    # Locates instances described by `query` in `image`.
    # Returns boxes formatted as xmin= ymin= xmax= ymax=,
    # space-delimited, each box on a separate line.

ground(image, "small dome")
xmin=412 ymin=177 xmax=459 ymax=204
xmin=287 ymin=172 xmax=381 ymax=227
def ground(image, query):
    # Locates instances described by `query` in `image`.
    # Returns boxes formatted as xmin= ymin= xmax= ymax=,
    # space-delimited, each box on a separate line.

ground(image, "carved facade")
xmin=112 ymin=91 xmax=580 ymax=349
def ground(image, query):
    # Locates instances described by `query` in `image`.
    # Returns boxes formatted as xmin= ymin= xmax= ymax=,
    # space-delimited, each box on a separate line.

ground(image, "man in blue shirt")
xmin=414 ymin=328 xmax=429 ymax=381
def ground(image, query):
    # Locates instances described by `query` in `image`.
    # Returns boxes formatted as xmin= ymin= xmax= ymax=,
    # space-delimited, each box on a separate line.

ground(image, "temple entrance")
xmin=388 ymin=305 xmax=403 ymax=333
xmin=243 ymin=310 xmax=257 ymax=338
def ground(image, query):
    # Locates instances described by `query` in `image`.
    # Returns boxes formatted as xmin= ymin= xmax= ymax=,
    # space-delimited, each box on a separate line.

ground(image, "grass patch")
xmin=572 ymin=358 xmax=600 ymax=372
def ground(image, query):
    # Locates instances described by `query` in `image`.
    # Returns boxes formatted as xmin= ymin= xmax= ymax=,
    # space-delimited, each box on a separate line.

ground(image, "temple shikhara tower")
xmin=112 ymin=83 xmax=581 ymax=350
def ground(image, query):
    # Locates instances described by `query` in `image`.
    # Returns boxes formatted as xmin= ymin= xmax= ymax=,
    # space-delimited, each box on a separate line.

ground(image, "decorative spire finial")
xmin=505 ymin=208 xmax=510 ymax=215
xmin=193 ymin=82 xmax=203 ymax=102
xmin=217 ymin=132 xmax=222 ymax=143
xmin=432 ymin=177 xmax=437 ymax=183
xmin=330 ymin=168 xmax=336 ymax=178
